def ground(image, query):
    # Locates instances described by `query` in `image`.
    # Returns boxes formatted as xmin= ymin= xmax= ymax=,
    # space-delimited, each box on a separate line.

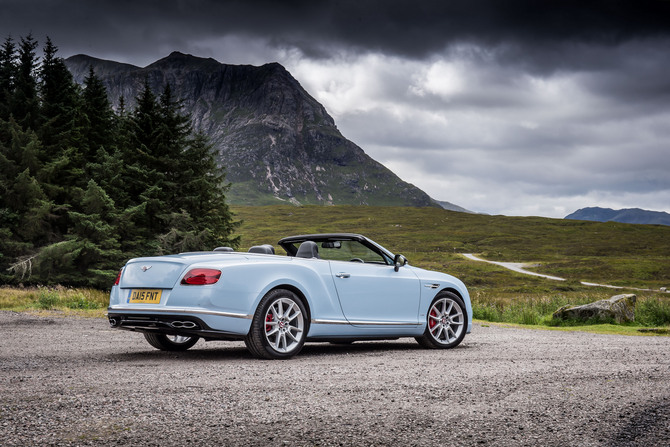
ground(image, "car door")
xmin=329 ymin=260 xmax=421 ymax=326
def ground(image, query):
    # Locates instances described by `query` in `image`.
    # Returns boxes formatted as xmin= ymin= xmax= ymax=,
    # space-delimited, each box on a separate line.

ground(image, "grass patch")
xmin=476 ymin=320 xmax=669 ymax=337
xmin=0 ymin=286 xmax=108 ymax=316
xmin=636 ymin=297 xmax=670 ymax=327
xmin=471 ymin=288 xmax=670 ymax=330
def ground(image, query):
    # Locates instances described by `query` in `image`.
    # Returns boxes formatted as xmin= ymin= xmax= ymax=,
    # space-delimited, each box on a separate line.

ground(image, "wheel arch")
xmin=439 ymin=287 xmax=463 ymax=301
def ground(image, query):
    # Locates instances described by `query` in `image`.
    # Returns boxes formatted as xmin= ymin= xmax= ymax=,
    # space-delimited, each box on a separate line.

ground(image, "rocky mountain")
xmin=565 ymin=207 xmax=670 ymax=226
xmin=65 ymin=52 xmax=437 ymax=207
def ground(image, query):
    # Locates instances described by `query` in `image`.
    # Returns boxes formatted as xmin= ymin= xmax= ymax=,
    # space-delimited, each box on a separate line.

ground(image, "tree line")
xmin=0 ymin=34 xmax=239 ymax=288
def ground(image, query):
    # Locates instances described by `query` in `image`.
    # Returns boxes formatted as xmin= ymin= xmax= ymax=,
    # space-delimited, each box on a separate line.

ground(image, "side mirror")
xmin=393 ymin=254 xmax=408 ymax=272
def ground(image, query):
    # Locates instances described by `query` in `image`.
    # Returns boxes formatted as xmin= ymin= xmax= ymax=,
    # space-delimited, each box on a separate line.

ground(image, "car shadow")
xmin=106 ymin=339 xmax=471 ymax=363
xmin=301 ymin=340 xmax=474 ymax=356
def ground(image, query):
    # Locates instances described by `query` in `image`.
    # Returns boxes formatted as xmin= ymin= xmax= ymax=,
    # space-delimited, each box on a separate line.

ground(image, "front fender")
xmin=409 ymin=266 xmax=473 ymax=334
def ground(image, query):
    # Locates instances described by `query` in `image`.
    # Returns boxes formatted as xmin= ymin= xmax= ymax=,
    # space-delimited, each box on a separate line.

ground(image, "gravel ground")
xmin=1 ymin=311 xmax=669 ymax=446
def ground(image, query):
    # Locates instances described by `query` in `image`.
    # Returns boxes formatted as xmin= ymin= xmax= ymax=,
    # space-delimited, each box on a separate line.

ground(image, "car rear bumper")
xmin=107 ymin=306 xmax=253 ymax=340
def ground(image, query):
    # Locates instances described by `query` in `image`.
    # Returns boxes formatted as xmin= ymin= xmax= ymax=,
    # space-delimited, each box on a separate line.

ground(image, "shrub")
xmin=636 ymin=298 xmax=670 ymax=326
xmin=30 ymin=287 xmax=106 ymax=310
xmin=36 ymin=289 xmax=60 ymax=309
xmin=63 ymin=293 xmax=101 ymax=310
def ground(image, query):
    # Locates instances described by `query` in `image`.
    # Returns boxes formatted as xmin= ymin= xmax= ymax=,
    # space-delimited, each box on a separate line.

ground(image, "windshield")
xmin=285 ymin=239 xmax=392 ymax=265
xmin=320 ymin=240 xmax=388 ymax=264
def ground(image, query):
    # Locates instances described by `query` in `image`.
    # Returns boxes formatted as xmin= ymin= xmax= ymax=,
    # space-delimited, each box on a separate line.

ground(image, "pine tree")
xmin=125 ymin=78 xmax=169 ymax=237
xmin=38 ymin=37 xmax=86 ymax=208
xmin=38 ymin=180 xmax=122 ymax=287
xmin=1 ymin=37 xmax=240 ymax=285
xmin=81 ymin=65 xmax=113 ymax=159
xmin=0 ymin=36 xmax=16 ymax=121
xmin=0 ymin=118 xmax=22 ymax=281
xmin=168 ymin=131 xmax=239 ymax=252
xmin=9 ymin=168 xmax=55 ymax=246
xmin=0 ymin=119 xmax=46 ymax=241
xmin=2 ymin=164 xmax=56 ymax=284
xmin=131 ymin=77 xmax=161 ymax=161
xmin=157 ymin=82 xmax=190 ymax=200
xmin=39 ymin=37 xmax=82 ymax=156
xmin=11 ymin=34 xmax=39 ymax=131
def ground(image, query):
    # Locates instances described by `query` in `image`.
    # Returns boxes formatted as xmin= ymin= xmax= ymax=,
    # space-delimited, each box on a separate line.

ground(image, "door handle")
xmin=335 ymin=273 xmax=351 ymax=278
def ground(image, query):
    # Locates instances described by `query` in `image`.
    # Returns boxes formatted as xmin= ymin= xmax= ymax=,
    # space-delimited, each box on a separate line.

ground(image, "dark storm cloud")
xmin=4 ymin=0 xmax=670 ymax=64
xmin=289 ymin=0 xmax=670 ymax=59
xmin=3 ymin=0 xmax=669 ymax=216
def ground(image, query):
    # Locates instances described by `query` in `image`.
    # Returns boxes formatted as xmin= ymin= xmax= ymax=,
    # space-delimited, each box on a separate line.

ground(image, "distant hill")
xmin=565 ymin=207 xmax=670 ymax=226
xmin=65 ymin=52 xmax=444 ymax=208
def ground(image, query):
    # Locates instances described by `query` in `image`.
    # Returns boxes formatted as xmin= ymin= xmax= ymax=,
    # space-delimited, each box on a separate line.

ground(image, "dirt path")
xmin=462 ymin=253 xmax=566 ymax=281
xmin=462 ymin=253 xmax=663 ymax=292
xmin=1 ymin=311 xmax=669 ymax=446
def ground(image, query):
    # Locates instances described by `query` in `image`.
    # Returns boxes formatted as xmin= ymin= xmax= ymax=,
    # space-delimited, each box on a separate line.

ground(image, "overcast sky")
xmin=3 ymin=0 xmax=670 ymax=217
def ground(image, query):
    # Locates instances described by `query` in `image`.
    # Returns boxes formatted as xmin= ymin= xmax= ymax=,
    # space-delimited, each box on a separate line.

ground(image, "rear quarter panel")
xmin=167 ymin=255 xmax=345 ymax=323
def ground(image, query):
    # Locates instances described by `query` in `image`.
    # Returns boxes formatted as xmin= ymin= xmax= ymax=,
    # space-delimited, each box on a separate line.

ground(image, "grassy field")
xmin=232 ymin=205 xmax=670 ymax=329
xmin=0 ymin=285 xmax=109 ymax=317
xmin=1 ymin=205 xmax=668 ymax=331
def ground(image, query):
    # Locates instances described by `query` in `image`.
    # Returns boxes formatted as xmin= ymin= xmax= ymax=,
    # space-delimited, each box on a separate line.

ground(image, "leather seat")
xmin=295 ymin=241 xmax=319 ymax=259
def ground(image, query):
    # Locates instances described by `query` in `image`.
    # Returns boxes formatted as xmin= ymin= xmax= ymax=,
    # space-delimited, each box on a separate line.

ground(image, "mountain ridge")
xmin=565 ymin=207 xmax=670 ymax=226
xmin=65 ymin=52 xmax=442 ymax=208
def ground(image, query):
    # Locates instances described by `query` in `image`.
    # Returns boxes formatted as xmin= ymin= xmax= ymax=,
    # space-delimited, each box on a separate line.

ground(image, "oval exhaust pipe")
xmin=109 ymin=318 xmax=119 ymax=328
xmin=170 ymin=321 xmax=197 ymax=329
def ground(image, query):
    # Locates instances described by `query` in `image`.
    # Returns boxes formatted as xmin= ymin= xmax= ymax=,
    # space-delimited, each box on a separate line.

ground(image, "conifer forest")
xmin=0 ymin=35 xmax=239 ymax=288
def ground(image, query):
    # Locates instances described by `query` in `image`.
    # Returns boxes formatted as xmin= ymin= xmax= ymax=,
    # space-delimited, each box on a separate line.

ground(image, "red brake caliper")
xmin=265 ymin=313 xmax=273 ymax=333
xmin=429 ymin=309 xmax=438 ymax=329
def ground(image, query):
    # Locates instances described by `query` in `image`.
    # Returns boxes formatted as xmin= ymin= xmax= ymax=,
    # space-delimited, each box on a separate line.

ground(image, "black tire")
xmin=143 ymin=333 xmax=199 ymax=351
xmin=415 ymin=291 xmax=467 ymax=349
xmin=244 ymin=289 xmax=309 ymax=359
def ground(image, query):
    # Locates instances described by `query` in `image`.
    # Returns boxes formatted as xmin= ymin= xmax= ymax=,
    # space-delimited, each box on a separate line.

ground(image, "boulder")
xmin=553 ymin=294 xmax=636 ymax=324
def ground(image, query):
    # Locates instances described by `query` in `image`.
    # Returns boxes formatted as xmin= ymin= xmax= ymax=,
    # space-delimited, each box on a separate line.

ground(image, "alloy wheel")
xmin=263 ymin=297 xmax=305 ymax=353
xmin=428 ymin=297 xmax=465 ymax=345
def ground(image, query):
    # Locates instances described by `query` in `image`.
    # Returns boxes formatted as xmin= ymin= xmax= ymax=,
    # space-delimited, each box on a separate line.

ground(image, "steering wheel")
xmin=350 ymin=258 xmax=364 ymax=263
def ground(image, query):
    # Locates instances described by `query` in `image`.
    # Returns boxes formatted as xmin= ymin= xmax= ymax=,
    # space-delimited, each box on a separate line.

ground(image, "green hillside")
xmin=233 ymin=205 xmax=670 ymax=328
xmin=233 ymin=205 xmax=670 ymax=289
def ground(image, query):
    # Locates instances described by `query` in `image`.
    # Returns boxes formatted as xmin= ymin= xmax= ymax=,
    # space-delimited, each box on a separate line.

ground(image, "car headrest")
xmin=296 ymin=241 xmax=319 ymax=259
xmin=213 ymin=247 xmax=234 ymax=252
xmin=248 ymin=245 xmax=275 ymax=255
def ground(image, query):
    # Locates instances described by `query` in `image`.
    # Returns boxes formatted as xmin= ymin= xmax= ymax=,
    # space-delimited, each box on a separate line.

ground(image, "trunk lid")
xmin=120 ymin=258 xmax=189 ymax=289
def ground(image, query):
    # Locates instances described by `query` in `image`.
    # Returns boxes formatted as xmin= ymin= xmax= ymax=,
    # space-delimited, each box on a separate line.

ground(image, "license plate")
xmin=128 ymin=289 xmax=162 ymax=304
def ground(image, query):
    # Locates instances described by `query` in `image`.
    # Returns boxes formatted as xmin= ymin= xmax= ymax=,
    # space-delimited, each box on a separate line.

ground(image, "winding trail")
xmin=462 ymin=253 xmax=663 ymax=293
xmin=462 ymin=253 xmax=565 ymax=281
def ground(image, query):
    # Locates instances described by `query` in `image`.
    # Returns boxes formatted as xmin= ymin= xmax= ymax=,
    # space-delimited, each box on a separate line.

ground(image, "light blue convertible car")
xmin=108 ymin=233 xmax=471 ymax=359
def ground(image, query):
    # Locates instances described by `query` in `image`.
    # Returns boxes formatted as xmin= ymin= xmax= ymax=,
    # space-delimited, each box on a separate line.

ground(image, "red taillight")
xmin=114 ymin=269 xmax=123 ymax=286
xmin=181 ymin=268 xmax=222 ymax=285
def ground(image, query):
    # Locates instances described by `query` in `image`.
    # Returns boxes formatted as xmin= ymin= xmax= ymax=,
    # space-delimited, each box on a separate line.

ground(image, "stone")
xmin=553 ymin=294 xmax=636 ymax=324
